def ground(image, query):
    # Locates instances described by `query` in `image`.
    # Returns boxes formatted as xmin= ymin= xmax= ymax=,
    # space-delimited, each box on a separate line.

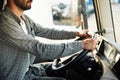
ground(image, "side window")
xmin=52 ymin=2 xmax=72 ymax=26
xmin=85 ymin=0 xmax=97 ymax=32
xmin=110 ymin=0 xmax=120 ymax=42
xmin=25 ymin=0 xmax=97 ymax=32
xmin=52 ymin=0 xmax=97 ymax=32
xmin=51 ymin=0 xmax=83 ymax=28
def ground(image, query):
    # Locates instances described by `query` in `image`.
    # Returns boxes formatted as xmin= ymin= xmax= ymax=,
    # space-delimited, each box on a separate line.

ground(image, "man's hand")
xmin=76 ymin=29 xmax=92 ymax=40
xmin=82 ymin=38 xmax=98 ymax=51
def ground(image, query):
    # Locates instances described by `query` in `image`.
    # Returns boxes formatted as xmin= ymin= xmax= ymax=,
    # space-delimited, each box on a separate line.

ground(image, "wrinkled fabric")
xmin=23 ymin=63 xmax=66 ymax=80
xmin=0 ymin=6 xmax=83 ymax=80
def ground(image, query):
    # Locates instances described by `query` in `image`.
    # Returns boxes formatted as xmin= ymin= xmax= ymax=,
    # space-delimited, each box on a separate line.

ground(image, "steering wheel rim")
xmin=52 ymin=33 xmax=100 ymax=70
xmin=52 ymin=49 xmax=90 ymax=70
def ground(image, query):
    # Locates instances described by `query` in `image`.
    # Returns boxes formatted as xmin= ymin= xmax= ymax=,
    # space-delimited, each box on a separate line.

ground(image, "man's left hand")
xmin=76 ymin=29 xmax=92 ymax=40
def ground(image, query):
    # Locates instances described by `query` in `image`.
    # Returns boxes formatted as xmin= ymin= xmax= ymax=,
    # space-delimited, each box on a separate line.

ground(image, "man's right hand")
xmin=82 ymin=38 xmax=98 ymax=51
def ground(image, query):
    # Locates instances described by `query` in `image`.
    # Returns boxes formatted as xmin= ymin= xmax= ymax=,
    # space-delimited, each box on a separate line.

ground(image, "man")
xmin=0 ymin=0 xmax=98 ymax=80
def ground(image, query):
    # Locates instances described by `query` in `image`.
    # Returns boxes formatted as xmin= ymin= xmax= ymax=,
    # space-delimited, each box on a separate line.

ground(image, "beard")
xmin=14 ymin=0 xmax=32 ymax=10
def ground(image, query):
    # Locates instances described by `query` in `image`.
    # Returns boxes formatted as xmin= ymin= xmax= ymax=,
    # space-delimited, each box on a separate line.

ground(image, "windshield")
xmin=24 ymin=0 xmax=119 ymax=42
xmin=110 ymin=0 xmax=120 ymax=42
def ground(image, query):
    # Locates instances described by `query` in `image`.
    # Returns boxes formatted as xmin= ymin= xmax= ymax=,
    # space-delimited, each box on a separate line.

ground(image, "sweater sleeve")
xmin=0 ymin=18 xmax=83 ymax=61
xmin=25 ymin=15 xmax=77 ymax=40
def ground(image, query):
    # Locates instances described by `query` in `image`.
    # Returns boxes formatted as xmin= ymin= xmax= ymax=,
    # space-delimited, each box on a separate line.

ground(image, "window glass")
xmin=110 ymin=0 xmax=120 ymax=42
xmin=52 ymin=1 xmax=72 ymax=25
xmin=51 ymin=0 xmax=82 ymax=28
xmin=52 ymin=0 xmax=97 ymax=32
xmin=85 ymin=0 xmax=97 ymax=32
xmin=25 ymin=0 xmax=97 ymax=32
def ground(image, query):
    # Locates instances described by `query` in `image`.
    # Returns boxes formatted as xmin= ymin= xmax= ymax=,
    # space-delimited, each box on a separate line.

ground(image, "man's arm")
xmin=24 ymin=15 xmax=77 ymax=40
xmin=0 ymin=19 xmax=83 ymax=61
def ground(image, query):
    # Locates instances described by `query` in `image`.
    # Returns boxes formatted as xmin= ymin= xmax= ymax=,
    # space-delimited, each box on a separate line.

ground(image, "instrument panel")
xmin=98 ymin=39 xmax=120 ymax=79
xmin=103 ymin=41 xmax=120 ymax=68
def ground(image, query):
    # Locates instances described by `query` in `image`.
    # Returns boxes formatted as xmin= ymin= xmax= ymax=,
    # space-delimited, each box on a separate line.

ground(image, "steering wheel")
xmin=52 ymin=33 xmax=99 ymax=70
xmin=52 ymin=49 xmax=90 ymax=70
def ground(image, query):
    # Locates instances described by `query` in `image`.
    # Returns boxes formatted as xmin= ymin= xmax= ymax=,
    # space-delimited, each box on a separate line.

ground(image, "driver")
xmin=0 ymin=0 xmax=98 ymax=80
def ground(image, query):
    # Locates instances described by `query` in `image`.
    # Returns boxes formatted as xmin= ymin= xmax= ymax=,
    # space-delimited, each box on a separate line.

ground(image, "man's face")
xmin=14 ymin=0 xmax=33 ymax=10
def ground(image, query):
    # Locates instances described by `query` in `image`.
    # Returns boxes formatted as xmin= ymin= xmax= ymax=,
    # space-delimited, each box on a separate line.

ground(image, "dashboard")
xmin=103 ymin=41 xmax=120 ymax=68
xmin=97 ymin=37 xmax=120 ymax=80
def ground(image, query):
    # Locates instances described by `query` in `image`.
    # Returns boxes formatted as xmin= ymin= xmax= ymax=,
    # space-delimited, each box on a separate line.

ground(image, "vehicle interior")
xmin=0 ymin=0 xmax=120 ymax=80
